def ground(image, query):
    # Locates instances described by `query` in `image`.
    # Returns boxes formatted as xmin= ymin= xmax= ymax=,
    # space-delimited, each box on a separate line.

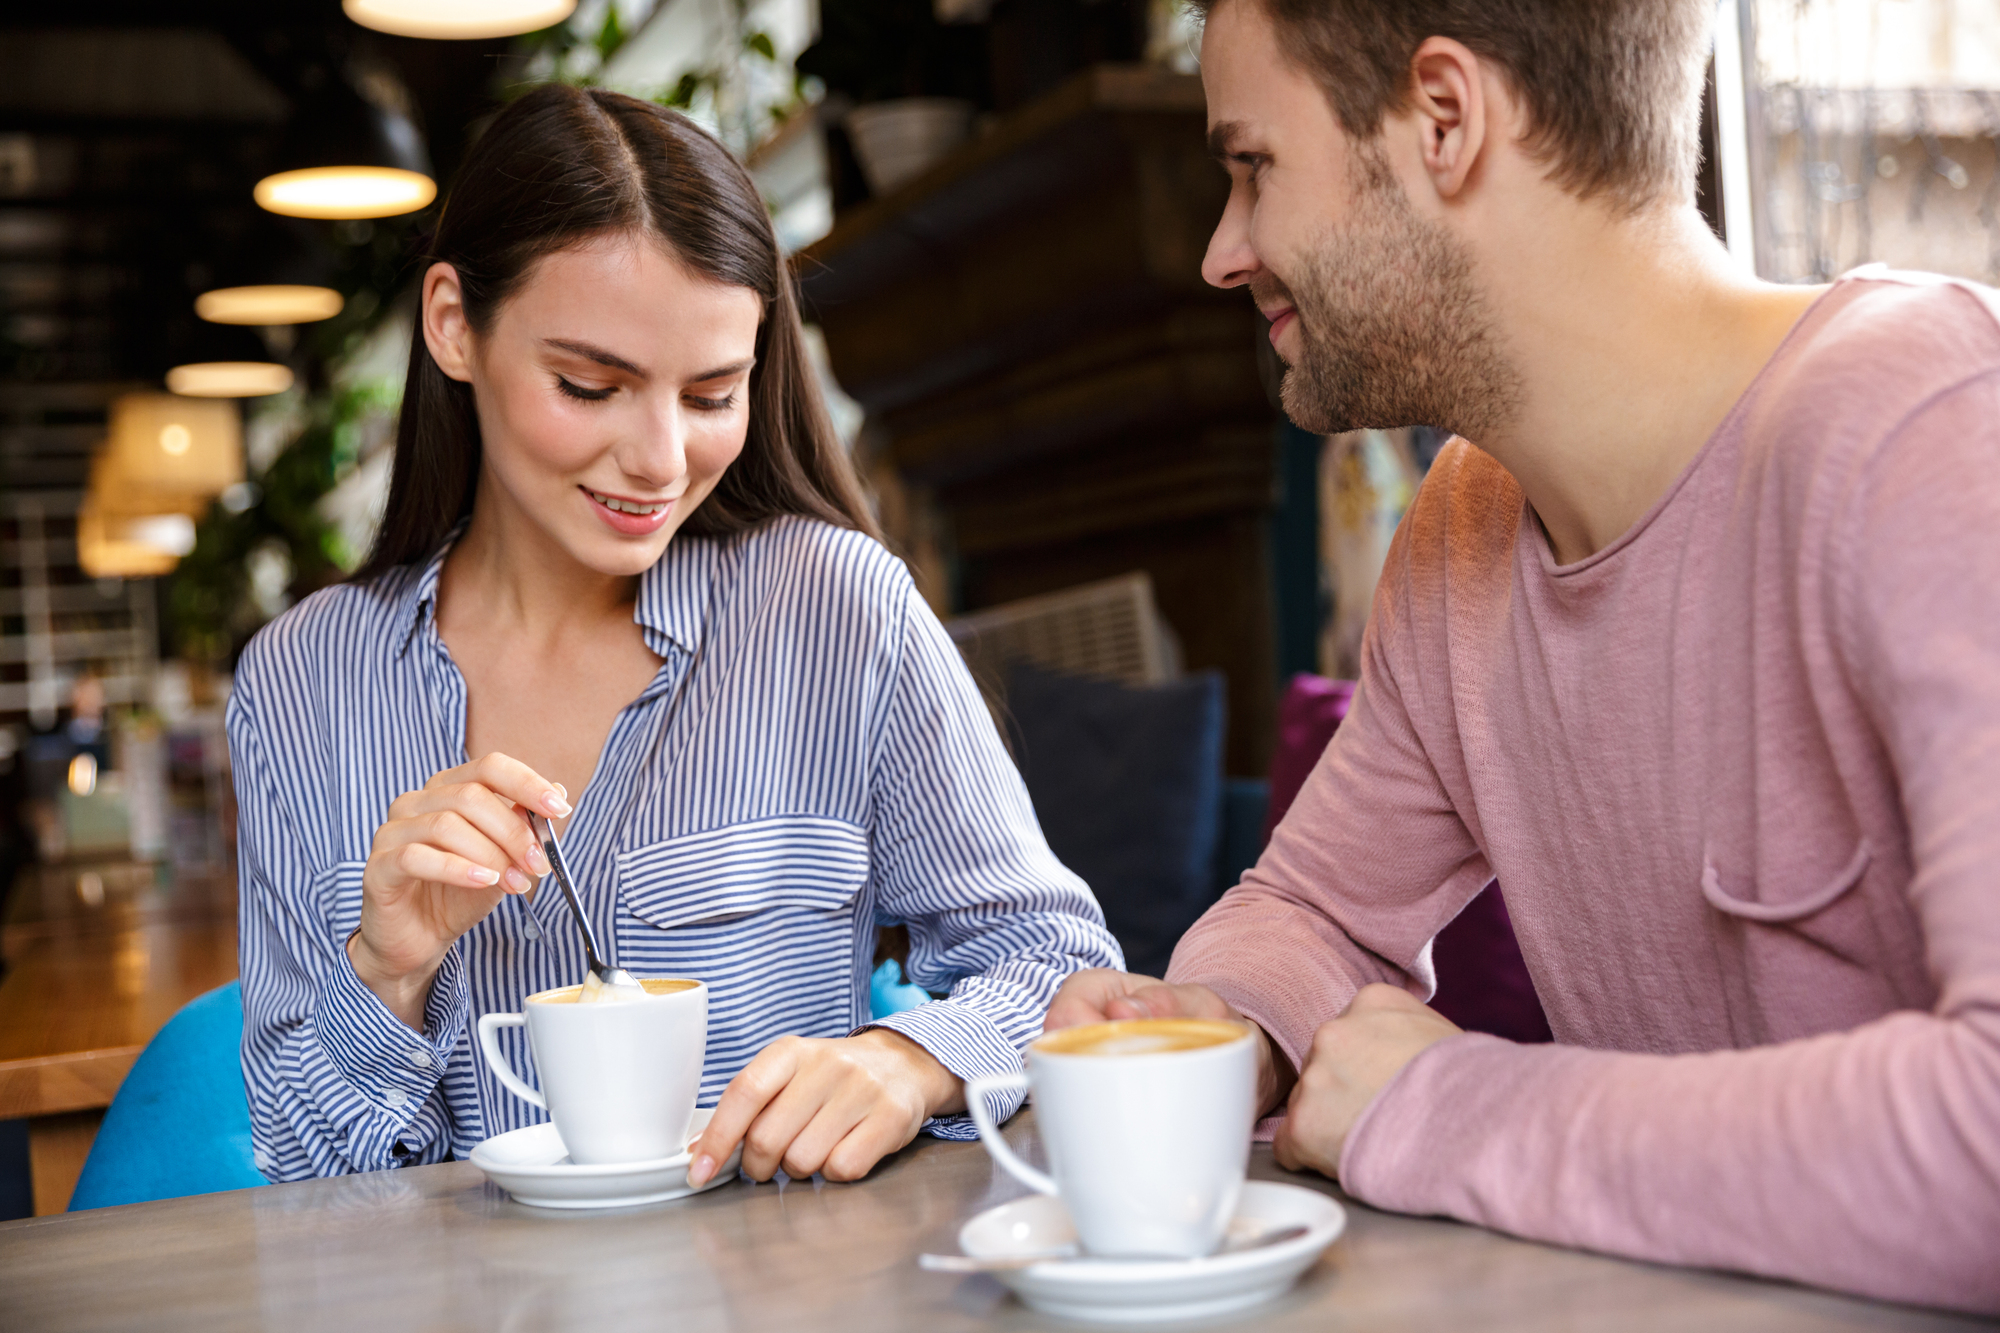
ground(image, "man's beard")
xmin=1256 ymin=156 xmax=1520 ymax=441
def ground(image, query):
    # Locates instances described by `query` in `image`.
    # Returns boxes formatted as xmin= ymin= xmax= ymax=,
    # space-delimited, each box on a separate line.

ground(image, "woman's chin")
xmin=561 ymin=524 xmax=679 ymax=578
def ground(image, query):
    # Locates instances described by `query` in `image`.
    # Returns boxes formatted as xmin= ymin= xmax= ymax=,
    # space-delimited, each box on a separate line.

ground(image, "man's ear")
xmin=1405 ymin=36 xmax=1488 ymax=200
xmin=422 ymin=261 xmax=476 ymax=384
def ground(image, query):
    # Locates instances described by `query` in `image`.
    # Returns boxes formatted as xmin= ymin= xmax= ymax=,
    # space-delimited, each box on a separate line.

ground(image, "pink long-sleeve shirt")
xmin=1168 ymin=267 xmax=2000 ymax=1312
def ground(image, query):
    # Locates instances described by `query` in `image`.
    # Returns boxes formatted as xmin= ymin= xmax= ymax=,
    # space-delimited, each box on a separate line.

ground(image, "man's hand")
xmin=1046 ymin=968 xmax=1298 ymax=1116
xmin=1044 ymin=968 xmax=1243 ymax=1029
xmin=687 ymin=1029 xmax=964 ymax=1187
xmin=1272 ymin=984 xmax=1461 ymax=1179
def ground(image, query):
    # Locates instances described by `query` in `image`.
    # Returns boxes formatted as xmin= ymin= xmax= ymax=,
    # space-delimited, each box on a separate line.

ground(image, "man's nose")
xmin=1200 ymin=190 xmax=1260 ymax=290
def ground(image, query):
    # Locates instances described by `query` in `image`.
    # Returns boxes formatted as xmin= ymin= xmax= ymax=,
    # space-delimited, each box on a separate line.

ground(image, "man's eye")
xmin=555 ymin=375 xmax=615 ymax=402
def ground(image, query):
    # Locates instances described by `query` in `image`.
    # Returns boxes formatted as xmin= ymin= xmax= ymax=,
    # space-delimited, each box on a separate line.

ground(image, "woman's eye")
xmin=688 ymin=391 xmax=739 ymax=413
xmin=555 ymin=375 xmax=615 ymax=402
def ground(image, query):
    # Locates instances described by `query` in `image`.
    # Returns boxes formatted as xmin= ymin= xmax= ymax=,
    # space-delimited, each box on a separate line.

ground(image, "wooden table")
xmin=0 ymin=1112 xmax=1984 ymax=1331
xmin=0 ymin=861 xmax=237 ymax=1213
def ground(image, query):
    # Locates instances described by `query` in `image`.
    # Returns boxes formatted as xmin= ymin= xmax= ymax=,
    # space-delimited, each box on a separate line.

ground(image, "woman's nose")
xmin=1201 ymin=191 xmax=1261 ymax=291
xmin=624 ymin=406 xmax=688 ymax=489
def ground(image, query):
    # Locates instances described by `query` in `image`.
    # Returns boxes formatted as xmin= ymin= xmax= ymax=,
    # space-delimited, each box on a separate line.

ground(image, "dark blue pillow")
xmin=1005 ymin=662 xmax=1226 ymax=977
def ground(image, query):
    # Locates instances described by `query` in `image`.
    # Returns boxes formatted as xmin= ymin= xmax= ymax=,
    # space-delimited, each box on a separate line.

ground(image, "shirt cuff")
xmin=308 ymin=945 xmax=471 ymax=1168
xmin=855 ymin=998 xmax=1026 ymax=1139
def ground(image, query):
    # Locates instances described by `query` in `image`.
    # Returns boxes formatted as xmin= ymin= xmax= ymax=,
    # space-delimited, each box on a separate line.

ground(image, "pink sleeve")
xmin=1339 ymin=373 xmax=2000 ymax=1314
xmin=1166 ymin=521 xmax=1493 ymax=1074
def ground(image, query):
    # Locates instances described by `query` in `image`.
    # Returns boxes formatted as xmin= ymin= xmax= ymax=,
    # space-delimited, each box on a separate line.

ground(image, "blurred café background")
xmin=1 ymin=0 xmax=1995 ymax=1218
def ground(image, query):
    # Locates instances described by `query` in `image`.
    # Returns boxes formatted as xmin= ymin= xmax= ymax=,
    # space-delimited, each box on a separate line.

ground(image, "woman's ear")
xmin=422 ymin=261 xmax=476 ymax=384
xmin=1405 ymin=36 xmax=1488 ymax=201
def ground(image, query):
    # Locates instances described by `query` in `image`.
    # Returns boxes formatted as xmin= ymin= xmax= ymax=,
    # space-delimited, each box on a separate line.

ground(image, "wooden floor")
xmin=0 ymin=860 xmax=237 ymax=1213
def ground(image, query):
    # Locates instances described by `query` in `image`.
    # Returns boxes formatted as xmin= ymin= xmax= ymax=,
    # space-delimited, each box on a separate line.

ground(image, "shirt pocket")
xmin=611 ymin=815 xmax=873 ymax=1101
xmin=1701 ymin=839 xmax=1871 ymax=924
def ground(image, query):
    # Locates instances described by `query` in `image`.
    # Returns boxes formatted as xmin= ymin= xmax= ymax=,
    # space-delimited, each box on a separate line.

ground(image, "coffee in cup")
xmin=477 ymin=976 xmax=707 ymax=1165
xmin=1031 ymin=1017 xmax=1245 ymax=1056
xmin=966 ymin=1018 xmax=1257 ymax=1258
xmin=535 ymin=978 xmax=699 ymax=1004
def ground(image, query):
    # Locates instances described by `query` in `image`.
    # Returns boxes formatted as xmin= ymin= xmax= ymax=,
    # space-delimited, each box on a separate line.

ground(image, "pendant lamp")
xmin=105 ymin=394 xmax=245 ymax=505
xmin=255 ymin=63 xmax=435 ymax=220
xmin=166 ymin=362 xmax=296 ymax=397
xmin=197 ymin=286 xmax=344 ymax=326
xmin=78 ymin=451 xmax=208 ymax=579
xmin=197 ymin=216 xmax=346 ymax=326
xmin=163 ymin=319 xmax=294 ymax=398
xmin=77 ymin=500 xmax=184 ymax=578
xmin=343 ymin=0 xmax=577 ymax=39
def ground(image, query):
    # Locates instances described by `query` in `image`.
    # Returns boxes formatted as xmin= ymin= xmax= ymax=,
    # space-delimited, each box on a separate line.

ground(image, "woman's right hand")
xmin=350 ymin=752 xmax=573 ymax=1029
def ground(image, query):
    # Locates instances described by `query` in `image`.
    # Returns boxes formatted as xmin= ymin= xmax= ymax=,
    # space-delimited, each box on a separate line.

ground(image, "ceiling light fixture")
xmin=343 ymin=0 xmax=577 ymax=39
xmin=255 ymin=63 xmax=434 ymax=221
xmin=106 ymin=395 xmax=245 ymax=502
xmin=254 ymin=166 xmax=435 ymax=219
xmin=165 ymin=362 xmax=295 ymax=397
xmin=196 ymin=285 xmax=345 ymax=325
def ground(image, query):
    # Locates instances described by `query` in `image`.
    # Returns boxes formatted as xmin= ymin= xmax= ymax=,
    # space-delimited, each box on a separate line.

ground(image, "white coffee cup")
xmin=476 ymin=978 xmax=708 ymax=1165
xmin=965 ymin=1018 xmax=1258 ymax=1258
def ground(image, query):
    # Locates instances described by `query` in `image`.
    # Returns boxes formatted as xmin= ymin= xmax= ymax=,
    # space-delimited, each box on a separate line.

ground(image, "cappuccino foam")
xmin=531 ymin=978 xmax=698 ymax=1004
xmin=1034 ymin=1018 xmax=1247 ymax=1057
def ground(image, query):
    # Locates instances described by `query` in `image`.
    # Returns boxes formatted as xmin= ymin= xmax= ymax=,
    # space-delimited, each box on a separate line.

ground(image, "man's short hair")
xmin=1196 ymin=0 xmax=1713 ymax=212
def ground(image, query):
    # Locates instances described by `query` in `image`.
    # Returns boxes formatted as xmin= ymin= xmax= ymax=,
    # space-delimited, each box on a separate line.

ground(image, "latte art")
xmin=1034 ymin=1018 xmax=1248 ymax=1057
xmin=532 ymin=977 xmax=698 ymax=1004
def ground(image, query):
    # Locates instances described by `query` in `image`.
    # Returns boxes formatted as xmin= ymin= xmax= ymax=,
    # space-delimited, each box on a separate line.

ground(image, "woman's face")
xmin=423 ymin=233 xmax=763 ymax=578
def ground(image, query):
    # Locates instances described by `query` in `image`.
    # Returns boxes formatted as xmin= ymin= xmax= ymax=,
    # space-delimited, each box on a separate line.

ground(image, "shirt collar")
xmin=635 ymin=534 xmax=719 ymax=659
xmin=389 ymin=523 xmax=719 ymax=661
xmin=392 ymin=524 xmax=463 ymax=660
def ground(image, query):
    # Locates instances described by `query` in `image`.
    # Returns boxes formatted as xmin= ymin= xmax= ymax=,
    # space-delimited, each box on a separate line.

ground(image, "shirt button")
xmin=410 ymin=1048 xmax=433 ymax=1070
xmin=384 ymin=1088 xmax=409 ymax=1110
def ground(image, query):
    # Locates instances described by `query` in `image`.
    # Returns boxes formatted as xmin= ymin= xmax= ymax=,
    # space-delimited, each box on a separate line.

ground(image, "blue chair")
xmin=868 ymin=958 xmax=931 ymax=1021
xmin=69 ymin=980 xmax=266 ymax=1210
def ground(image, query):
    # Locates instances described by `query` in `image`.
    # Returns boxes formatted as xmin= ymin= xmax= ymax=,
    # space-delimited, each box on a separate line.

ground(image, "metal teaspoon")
xmin=528 ymin=811 xmax=645 ymax=1000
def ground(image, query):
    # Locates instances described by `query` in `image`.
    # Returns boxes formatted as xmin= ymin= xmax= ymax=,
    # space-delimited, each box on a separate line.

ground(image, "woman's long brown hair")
xmin=354 ymin=84 xmax=878 ymax=581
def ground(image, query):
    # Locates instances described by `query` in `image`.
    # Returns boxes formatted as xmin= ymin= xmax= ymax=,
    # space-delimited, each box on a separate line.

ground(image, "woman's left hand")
xmin=687 ymin=1030 xmax=966 ymax=1186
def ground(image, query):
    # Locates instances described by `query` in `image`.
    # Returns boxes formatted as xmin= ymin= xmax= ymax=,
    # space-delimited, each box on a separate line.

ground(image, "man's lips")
xmin=1265 ymin=307 xmax=1297 ymax=345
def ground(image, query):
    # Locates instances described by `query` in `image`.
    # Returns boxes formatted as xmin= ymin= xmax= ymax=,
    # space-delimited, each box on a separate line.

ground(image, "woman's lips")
xmin=1267 ymin=308 xmax=1297 ymax=346
xmin=582 ymin=486 xmax=676 ymax=536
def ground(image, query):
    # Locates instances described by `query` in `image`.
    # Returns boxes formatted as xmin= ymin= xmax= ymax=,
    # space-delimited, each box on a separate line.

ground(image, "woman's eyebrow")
xmin=543 ymin=337 xmax=647 ymax=378
xmin=689 ymin=358 xmax=757 ymax=382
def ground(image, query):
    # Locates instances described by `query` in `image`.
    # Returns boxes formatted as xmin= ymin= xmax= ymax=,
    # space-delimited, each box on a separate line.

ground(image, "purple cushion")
xmin=1263 ymin=675 xmax=1355 ymax=844
xmin=1261 ymin=674 xmax=1551 ymax=1043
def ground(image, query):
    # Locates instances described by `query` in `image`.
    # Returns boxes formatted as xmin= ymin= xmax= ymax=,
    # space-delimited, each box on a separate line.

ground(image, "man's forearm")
xmin=1256 ymin=1024 xmax=1298 ymax=1116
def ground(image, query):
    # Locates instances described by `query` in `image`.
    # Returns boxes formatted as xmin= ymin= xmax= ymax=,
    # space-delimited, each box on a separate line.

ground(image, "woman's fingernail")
xmin=541 ymin=790 xmax=572 ymax=817
xmin=504 ymin=867 xmax=532 ymax=893
xmin=554 ymin=782 xmax=569 ymax=800
xmin=688 ymin=1155 xmax=714 ymax=1187
xmin=470 ymin=867 xmax=501 ymax=886
xmin=528 ymin=842 xmax=549 ymax=871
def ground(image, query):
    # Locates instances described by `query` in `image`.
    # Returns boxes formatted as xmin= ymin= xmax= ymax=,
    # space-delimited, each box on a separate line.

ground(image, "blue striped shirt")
xmin=230 ymin=515 xmax=1121 ymax=1180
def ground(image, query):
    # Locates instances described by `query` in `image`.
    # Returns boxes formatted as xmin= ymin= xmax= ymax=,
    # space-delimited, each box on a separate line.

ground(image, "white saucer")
xmin=954 ymin=1180 xmax=1345 ymax=1324
xmin=470 ymin=1107 xmax=742 ymax=1210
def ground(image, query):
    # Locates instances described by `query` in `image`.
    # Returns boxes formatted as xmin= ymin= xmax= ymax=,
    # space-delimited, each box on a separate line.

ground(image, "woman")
xmin=231 ymin=84 xmax=1119 ymax=1186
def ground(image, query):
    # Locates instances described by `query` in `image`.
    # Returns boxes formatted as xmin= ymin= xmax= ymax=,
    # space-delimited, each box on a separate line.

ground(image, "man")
xmin=1048 ymin=0 xmax=1999 ymax=1311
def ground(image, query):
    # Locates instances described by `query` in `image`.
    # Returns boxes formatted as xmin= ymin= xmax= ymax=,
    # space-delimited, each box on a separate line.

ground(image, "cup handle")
xmin=476 ymin=1012 xmax=546 ymax=1110
xmin=964 ymin=1072 xmax=1056 ymax=1196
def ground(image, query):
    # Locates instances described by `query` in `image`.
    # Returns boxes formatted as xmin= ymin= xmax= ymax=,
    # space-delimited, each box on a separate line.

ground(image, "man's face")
xmin=1199 ymin=0 xmax=1517 ymax=439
